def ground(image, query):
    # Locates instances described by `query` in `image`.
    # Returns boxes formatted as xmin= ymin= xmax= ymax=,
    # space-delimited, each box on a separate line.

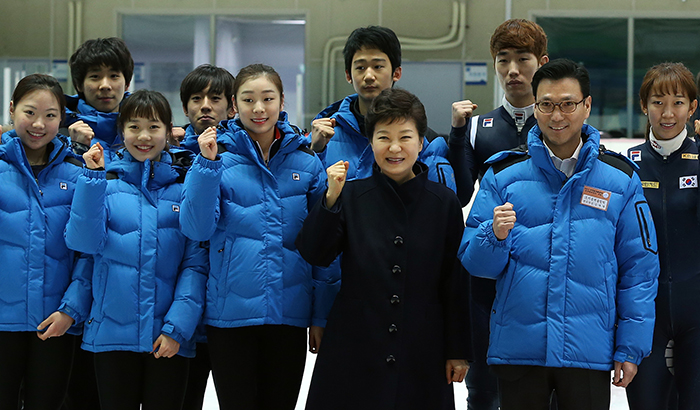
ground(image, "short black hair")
xmin=343 ymin=26 xmax=402 ymax=74
xmin=532 ymin=58 xmax=590 ymax=100
xmin=69 ymin=37 xmax=134 ymax=96
xmin=365 ymin=88 xmax=426 ymax=140
xmin=117 ymin=89 xmax=173 ymax=138
xmin=180 ymin=64 xmax=235 ymax=109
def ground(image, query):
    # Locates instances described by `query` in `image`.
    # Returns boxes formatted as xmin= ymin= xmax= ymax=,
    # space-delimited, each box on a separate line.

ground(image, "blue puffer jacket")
xmin=63 ymin=93 xmax=129 ymax=163
xmin=180 ymin=112 xmax=340 ymax=329
xmin=64 ymin=149 xmax=208 ymax=358
xmin=459 ymin=124 xmax=660 ymax=371
xmin=181 ymin=124 xmax=201 ymax=155
xmin=313 ymin=94 xmax=456 ymax=191
xmin=0 ymin=131 xmax=87 ymax=334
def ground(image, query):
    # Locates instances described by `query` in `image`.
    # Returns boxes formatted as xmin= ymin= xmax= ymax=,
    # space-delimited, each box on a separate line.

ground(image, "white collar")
xmin=649 ymin=127 xmax=687 ymax=158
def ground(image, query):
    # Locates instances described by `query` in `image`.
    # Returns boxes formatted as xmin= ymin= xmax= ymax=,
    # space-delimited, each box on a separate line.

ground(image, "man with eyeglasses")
xmin=458 ymin=58 xmax=660 ymax=410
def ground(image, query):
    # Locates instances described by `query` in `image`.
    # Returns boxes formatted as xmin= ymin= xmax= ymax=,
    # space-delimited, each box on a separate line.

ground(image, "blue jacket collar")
xmin=528 ymin=123 xmax=600 ymax=178
xmin=108 ymin=149 xmax=186 ymax=205
xmin=218 ymin=111 xmax=305 ymax=156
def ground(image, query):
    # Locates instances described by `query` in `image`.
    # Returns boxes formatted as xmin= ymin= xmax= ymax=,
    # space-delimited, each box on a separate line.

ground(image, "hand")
xmin=446 ymin=359 xmax=469 ymax=384
xmin=36 ymin=311 xmax=75 ymax=340
xmin=694 ymin=119 xmax=700 ymax=136
xmin=451 ymin=100 xmax=478 ymax=128
xmin=198 ymin=126 xmax=218 ymax=161
xmin=311 ymin=118 xmax=336 ymax=153
xmin=326 ymin=160 xmax=349 ymax=208
xmin=83 ymin=142 xmax=105 ymax=170
xmin=493 ymin=202 xmax=516 ymax=240
xmin=613 ymin=361 xmax=637 ymax=387
xmin=69 ymin=120 xmax=95 ymax=146
xmin=152 ymin=334 xmax=180 ymax=359
xmin=309 ymin=325 xmax=324 ymax=354
xmin=170 ymin=126 xmax=186 ymax=146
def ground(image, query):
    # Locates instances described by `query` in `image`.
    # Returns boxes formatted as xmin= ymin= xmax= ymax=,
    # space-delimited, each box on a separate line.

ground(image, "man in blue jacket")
xmin=459 ymin=58 xmax=660 ymax=409
xmin=310 ymin=26 xmax=456 ymax=191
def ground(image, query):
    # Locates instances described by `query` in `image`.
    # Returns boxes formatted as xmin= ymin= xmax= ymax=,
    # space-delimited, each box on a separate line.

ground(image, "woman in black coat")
xmin=296 ymin=88 xmax=470 ymax=410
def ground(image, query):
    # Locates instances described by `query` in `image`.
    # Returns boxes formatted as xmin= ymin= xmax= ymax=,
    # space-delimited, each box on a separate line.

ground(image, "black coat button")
xmin=390 ymin=295 xmax=400 ymax=305
xmin=389 ymin=324 xmax=398 ymax=333
xmin=393 ymin=236 xmax=404 ymax=246
xmin=392 ymin=265 xmax=401 ymax=274
xmin=386 ymin=355 xmax=396 ymax=363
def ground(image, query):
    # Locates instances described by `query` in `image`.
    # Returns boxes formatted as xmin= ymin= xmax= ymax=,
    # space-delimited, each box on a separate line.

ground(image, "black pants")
xmin=465 ymin=283 xmax=499 ymax=410
xmin=207 ymin=324 xmax=307 ymax=410
xmin=182 ymin=342 xmax=211 ymax=410
xmin=61 ymin=338 xmax=100 ymax=410
xmin=93 ymin=351 xmax=189 ymax=410
xmin=494 ymin=365 xmax=609 ymax=410
xmin=0 ymin=331 xmax=74 ymax=410
xmin=627 ymin=278 xmax=700 ymax=410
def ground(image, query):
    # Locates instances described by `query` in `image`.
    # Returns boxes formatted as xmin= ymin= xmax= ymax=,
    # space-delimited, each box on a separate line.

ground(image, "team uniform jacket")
xmin=0 ymin=131 xmax=88 ymax=334
xmin=181 ymin=124 xmax=201 ymax=155
xmin=296 ymin=162 xmax=469 ymax=409
xmin=63 ymin=93 xmax=129 ymax=163
xmin=448 ymin=105 xmax=536 ymax=206
xmin=180 ymin=112 xmax=340 ymax=329
xmin=460 ymin=124 xmax=660 ymax=370
xmin=63 ymin=149 xmax=208 ymax=358
xmin=628 ymin=138 xmax=700 ymax=285
xmin=313 ymin=94 xmax=456 ymax=191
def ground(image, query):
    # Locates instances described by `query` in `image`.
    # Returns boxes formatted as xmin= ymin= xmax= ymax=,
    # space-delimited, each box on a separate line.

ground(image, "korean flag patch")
xmin=679 ymin=175 xmax=697 ymax=189
xmin=292 ymin=173 xmax=300 ymax=181
xmin=59 ymin=182 xmax=68 ymax=190
xmin=482 ymin=118 xmax=493 ymax=128
xmin=172 ymin=205 xmax=180 ymax=213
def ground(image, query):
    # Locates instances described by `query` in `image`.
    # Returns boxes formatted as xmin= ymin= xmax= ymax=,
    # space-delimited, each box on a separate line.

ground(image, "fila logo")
xmin=172 ymin=205 xmax=180 ymax=213
xmin=629 ymin=151 xmax=641 ymax=162
xmin=59 ymin=182 xmax=68 ymax=190
xmin=679 ymin=175 xmax=697 ymax=189
xmin=292 ymin=173 xmax=300 ymax=181
xmin=482 ymin=118 xmax=493 ymax=128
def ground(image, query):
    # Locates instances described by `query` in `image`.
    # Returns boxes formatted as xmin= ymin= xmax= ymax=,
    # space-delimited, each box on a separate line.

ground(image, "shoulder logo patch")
xmin=292 ymin=172 xmax=300 ymax=181
xmin=679 ymin=175 xmax=697 ymax=189
xmin=59 ymin=182 xmax=68 ymax=190
xmin=482 ymin=118 xmax=493 ymax=128
xmin=629 ymin=150 xmax=641 ymax=162
xmin=580 ymin=186 xmax=611 ymax=211
xmin=172 ymin=204 xmax=180 ymax=213
xmin=682 ymin=153 xmax=698 ymax=160
xmin=641 ymin=181 xmax=659 ymax=189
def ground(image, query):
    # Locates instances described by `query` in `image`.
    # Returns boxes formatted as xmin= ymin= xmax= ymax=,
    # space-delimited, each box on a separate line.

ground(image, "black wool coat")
xmin=296 ymin=163 xmax=471 ymax=410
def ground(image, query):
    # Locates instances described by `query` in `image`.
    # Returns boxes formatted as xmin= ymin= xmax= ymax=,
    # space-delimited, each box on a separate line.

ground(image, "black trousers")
xmin=182 ymin=342 xmax=211 ymax=410
xmin=465 ymin=287 xmax=499 ymax=410
xmin=493 ymin=365 xmax=609 ymax=410
xmin=0 ymin=331 xmax=74 ymax=410
xmin=207 ymin=324 xmax=307 ymax=410
xmin=627 ymin=279 xmax=700 ymax=410
xmin=61 ymin=338 xmax=101 ymax=410
xmin=93 ymin=351 xmax=189 ymax=410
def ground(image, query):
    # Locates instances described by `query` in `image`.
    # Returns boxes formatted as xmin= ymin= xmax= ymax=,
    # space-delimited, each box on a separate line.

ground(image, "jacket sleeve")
xmin=180 ymin=153 xmax=223 ymax=241
xmin=58 ymin=251 xmax=94 ymax=328
xmin=305 ymin=156 xmax=341 ymax=328
xmin=447 ymin=124 xmax=476 ymax=206
xmin=161 ymin=238 xmax=209 ymax=345
xmin=459 ymin=168 xmax=511 ymax=279
xmin=612 ymin=173 xmax=660 ymax=365
xmin=442 ymin=195 xmax=472 ymax=361
xmin=420 ymin=137 xmax=457 ymax=194
xmin=295 ymin=192 xmax=346 ymax=268
xmin=64 ymin=168 xmax=108 ymax=254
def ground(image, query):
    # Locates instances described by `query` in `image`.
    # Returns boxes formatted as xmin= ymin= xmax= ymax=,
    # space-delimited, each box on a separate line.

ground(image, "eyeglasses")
xmin=535 ymin=98 xmax=586 ymax=114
